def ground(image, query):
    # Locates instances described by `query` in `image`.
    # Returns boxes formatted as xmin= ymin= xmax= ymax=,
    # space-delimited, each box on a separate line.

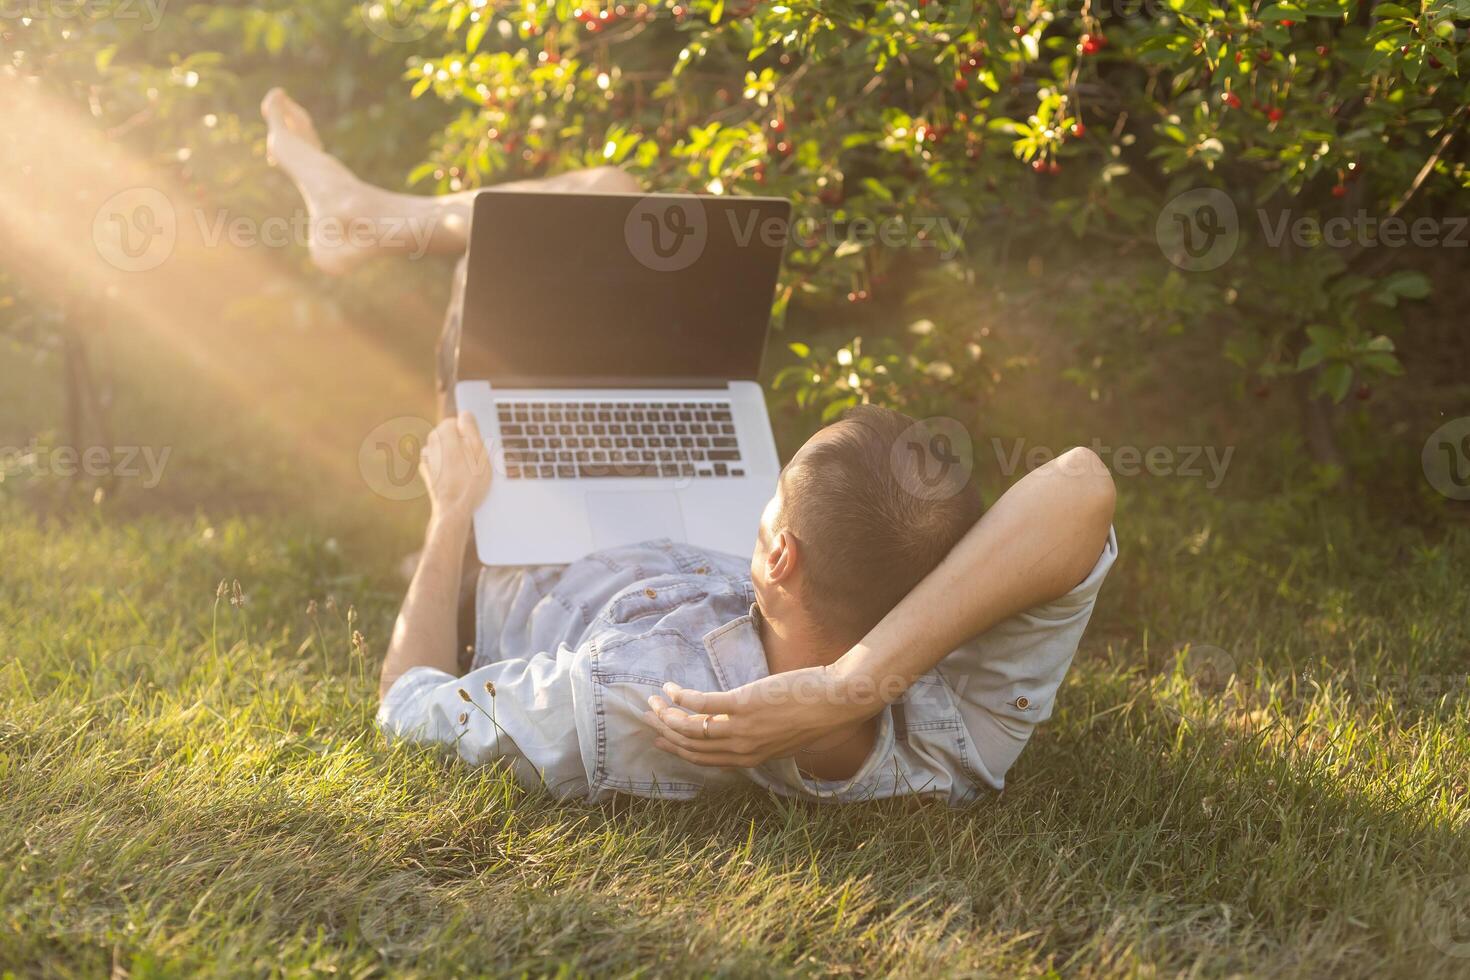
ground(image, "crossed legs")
xmin=261 ymin=87 xmax=640 ymax=412
xmin=262 ymin=88 xmax=638 ymax=274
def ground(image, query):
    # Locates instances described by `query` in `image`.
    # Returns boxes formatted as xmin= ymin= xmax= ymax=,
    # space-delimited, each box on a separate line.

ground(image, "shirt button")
xmin=695 ymin=566 xmax=708 ymax=574
xmin=1014 ymin=696 xmax=1031 ymax=710
xmin=644 ymin=588 xmax=657 ymax=598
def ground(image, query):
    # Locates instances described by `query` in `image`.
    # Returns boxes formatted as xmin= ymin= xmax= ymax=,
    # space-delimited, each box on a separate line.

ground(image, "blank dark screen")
xmin=459 ymin=193 xmax=789 ymax=384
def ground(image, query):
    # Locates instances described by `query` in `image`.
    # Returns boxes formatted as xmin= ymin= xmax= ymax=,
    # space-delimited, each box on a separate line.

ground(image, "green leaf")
xmin=467 ymin=19 xmax=488 ymax=54
xmin=1377 ymin=270 xmax=1432 ymax=302
xmin=1296 ymin=345 xmax=1326 ymax=371
xmin=1305 ymin=324 xmax=1341 ymax=351
xmin=1317 ymin=362 xmax=1354 ymax=402
xmin=788 ymin=341 xmax=811 ymax=358
xmin=821 ymin=396 xmax=858 ymax=422
xmin=1359 ymin=351 xmax=1404 ymax=375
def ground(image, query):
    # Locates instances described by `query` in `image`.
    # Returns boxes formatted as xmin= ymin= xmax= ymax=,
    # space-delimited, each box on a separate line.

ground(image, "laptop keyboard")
xmin=495 ymin=399 xmax=745 ymax=480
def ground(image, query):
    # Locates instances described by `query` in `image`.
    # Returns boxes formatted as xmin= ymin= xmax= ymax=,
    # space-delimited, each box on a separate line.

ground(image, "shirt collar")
xmin=700 ymin=604 xmax=771 ymax=691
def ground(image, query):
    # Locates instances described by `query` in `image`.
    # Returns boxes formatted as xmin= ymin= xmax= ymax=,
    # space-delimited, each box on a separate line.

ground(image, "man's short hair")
xmin=778 ymin=404 xmax=984 ymax=644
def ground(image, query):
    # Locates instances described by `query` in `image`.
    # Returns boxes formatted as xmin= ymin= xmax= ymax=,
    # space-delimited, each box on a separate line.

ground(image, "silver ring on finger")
xmin=702 ymin=716 xmax=711 ymax=739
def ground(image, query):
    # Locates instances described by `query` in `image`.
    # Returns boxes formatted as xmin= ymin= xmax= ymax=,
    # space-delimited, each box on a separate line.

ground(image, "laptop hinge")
xmin=487 ymin=376 xmax=733 ymax=390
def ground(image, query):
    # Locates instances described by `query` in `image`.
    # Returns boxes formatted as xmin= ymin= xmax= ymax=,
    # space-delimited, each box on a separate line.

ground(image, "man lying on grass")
xmin=259 ymin=87 xmax=1117 ymax=802
xmin=377 ymin=408 xmax=1116 ymax=802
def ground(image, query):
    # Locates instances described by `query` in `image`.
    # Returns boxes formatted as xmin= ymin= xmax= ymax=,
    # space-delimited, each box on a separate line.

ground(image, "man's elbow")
xmin=1058 ymin=446 xmax=1116 ymax=535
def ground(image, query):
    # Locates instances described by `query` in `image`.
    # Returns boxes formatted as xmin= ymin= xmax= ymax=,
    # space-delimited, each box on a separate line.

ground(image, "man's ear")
xmin=767 ymin=529 xmax=799 ymax=585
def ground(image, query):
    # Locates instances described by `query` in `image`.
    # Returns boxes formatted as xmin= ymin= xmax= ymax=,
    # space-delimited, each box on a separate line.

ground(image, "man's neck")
xmin=755 ymin=603 xmax=847 ymax=675
xmin=754 ymin=603 xmax=877 ymax=780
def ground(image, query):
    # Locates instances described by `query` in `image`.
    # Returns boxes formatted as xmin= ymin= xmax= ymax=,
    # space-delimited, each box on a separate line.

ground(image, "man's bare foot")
xmin=261 ymin=88 xmax=390 ymax=276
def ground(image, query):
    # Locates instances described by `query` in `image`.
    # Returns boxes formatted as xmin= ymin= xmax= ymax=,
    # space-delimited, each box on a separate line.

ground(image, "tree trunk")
xmin=1294 ymin=371 xmax=1345 ymax=470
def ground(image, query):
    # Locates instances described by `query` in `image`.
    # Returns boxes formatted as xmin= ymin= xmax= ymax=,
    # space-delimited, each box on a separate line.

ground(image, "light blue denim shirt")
xmin=378 ymin=532 xmax=1117 ymax=804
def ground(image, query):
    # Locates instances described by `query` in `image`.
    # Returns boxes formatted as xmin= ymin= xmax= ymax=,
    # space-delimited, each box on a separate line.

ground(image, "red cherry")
xmin=1012 ymin=24 xmax=1024 ymax=35
xmin=1280 ymin=19 xmax=1295 ymax=26
xmin=1047 ymin=161 xmax=1061 ymax=175
xmin=1224 ymin=92 xmax=1242 ymax=109
xmin=1316 ymin=45 xmax=1329 ymax=56
xmin=774 ymin=140 xmax=791 ymax=155
xmin=1234 ymin=51 xmax=1244 ymax=64
xmin=1031 ymin=159 xmax=1046 ymax=172
xmin=1080 ymin=34 xmax=1103 ymax=55
xmin=1429 ymin=55 xmax=1443 ymax=69
xmin=1070 ymin=121 xmax=1085 ymax=137
xmin=1354 ymin=383 xmax=1372 ymax=401
xmin=1257 ymin=49 xmax=1271 ymax=64
xmin=1331 ymin=183 xmax=1347 ymax=198
xmin=962 ymin=57 xmax=979 ymax=72
xmin=585 ymin=19 xmax=600 ymax=31
xmin=769 ymin=118 xmax=785 ymax=133
xmin=1267 ymin=107 xmax=1283 ymax=122
xmin=953 ymin=76 xmax=968 ymax=92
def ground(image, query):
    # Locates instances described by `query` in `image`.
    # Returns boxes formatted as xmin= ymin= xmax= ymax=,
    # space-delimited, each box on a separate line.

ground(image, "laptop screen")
xmin=460 ymin=192 xmax=790 ymax=385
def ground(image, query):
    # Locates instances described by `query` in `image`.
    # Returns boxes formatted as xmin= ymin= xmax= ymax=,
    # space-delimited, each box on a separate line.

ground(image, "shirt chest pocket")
xmin=605 ymin=581 xmax=709 ymax=626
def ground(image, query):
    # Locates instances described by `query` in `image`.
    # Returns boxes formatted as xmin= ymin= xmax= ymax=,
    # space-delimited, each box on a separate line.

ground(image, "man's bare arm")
xmin=644 ymin=446 xmax=1116 ymax=767
xmin=378 ymin=413 xmax=491 ymax=700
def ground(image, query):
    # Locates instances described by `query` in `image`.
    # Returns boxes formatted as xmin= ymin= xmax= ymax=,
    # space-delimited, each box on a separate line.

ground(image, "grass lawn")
xmin=2 ymin=322 xmax=1468 ymax=978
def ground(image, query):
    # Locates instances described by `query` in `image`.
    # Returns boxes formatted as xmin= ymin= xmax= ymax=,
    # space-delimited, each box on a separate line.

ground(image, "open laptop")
xmin=454 ymin=191 xmax=792 ymax=566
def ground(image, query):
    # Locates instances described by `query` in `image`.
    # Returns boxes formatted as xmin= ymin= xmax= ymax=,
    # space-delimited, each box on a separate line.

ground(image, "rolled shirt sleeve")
xmin=376 ymin=648 xmax=590 ymax=798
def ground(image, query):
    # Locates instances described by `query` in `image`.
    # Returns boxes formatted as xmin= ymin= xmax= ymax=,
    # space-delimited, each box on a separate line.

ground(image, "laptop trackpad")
xmin=585 ymin=491 xmax=687 ymax=550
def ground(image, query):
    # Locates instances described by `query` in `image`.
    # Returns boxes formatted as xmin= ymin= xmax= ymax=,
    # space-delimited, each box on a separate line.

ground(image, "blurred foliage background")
xmin=3 ymin=0 xmax=1469 ymax=513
